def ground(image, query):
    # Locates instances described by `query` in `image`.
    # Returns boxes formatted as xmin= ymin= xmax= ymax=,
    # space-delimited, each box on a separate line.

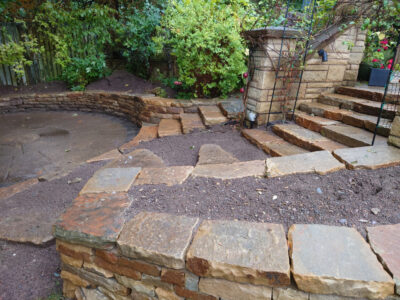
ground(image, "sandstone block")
xmin=134 ymin=166 xmax=194 ymax=186
xmin=289 ymin=224 xmax=394 ymax=299
xmin=118 ymin=212 xmax=199 ymax=269
xmin=186 ymin=220 xmax=290 ymax=287
xmin=327 ymin=65 xmax=346 ymax=82
xmin=198 ymin=106 xmax=227 ymax=126
xmin=174 ymin=286 xmax=217 ymax=300
xmin=180 ymin=113 xmax=206 ymax=134
xmin=197 ymin=144 xmax=239 ymax=165
xmin=158 ymin=119 xmax=182 ymax=137
xmin=156 ymin=288 xmax=183 ymax=300
xmin=115 ymin=274 xmax=156 ymax=297
xmin=272 ymin=287 xmax=309 ymax=300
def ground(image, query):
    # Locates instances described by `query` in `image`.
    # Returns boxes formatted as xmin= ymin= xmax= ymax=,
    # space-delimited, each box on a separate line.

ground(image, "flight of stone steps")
xmin=157 ymin=103 xmax=239 ymax=137
xmin=243 ymin=86 xmax=396 ymax=157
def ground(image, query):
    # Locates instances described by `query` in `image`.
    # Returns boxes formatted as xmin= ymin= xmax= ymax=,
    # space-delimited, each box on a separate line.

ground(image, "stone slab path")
xmin=197 ymin=144 xmax=239 ymax=165
xmin=186 ymin=220 xmax=290 ymax=286
xmin=118 ymin=212 xmax=199 ymax=269
xmin=192 ymin=160 xmax=266 ymax=180
xmin=218 ymin=100 xmax=244 ymax=119
xmin=289 ymin=224 xmax=394 ymax=299
xmin=80 ymin=167 xmax=141 ymax=194
xmin=266 ymin=151 xmax=345 ymax=177
xmin=106 ymin=149 xmax=165 ymax=169
xmin=180 ymin=113 xmax=206 ymax=134
xmin=134 ymin=166 xmax=194 ymax=186
xmin=367 ymin=224 xmax=400 ymax=295
xmin=198 ymin=106 xmax=228 ymax=127
xmin=86 ymin=149 xmax=123 ymax=163
xmin=158 ymin=119 xmax=182 ymax=137
xmin=333 ymin=145 xmax=400 ymax=169
xmin=0 ymin=178 xmax=38 ymax=200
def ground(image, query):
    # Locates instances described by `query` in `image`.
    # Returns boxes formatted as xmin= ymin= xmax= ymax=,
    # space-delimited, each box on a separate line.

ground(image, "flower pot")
xmin=368 ymin=68 xmax=390 ymax=87
xmin=357 ymin=62 xmax=372 ymax=81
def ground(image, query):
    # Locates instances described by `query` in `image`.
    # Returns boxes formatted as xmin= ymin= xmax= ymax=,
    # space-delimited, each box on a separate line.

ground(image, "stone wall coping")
xmin=244 ymin=26 xmax=302 ymax=39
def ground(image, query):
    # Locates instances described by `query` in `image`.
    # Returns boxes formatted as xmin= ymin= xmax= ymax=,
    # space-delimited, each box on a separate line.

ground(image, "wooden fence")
xmin=0 ymin=22 xmax=61 ymax=86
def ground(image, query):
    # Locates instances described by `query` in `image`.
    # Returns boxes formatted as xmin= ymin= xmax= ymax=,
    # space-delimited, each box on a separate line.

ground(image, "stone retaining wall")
xmin=389 ymin=106 xmax=400 ymax=148
xmin=245 ymin=26 xmax=366 ymax=124
xmin=0 ymin=91 xmax=225 ymax=125
xmin=54 ymin=195 xmax=399 ymax=300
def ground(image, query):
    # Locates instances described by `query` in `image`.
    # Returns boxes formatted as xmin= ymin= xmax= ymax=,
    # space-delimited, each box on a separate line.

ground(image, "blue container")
xmin=368 ymin=68 xmax=390 ymax=87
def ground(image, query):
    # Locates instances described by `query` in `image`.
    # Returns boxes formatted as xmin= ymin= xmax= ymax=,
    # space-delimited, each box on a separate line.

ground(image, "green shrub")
xmin=61 ymin=54 xmax=109 ymax=91
xmin=155 ymin=0 xmax=247 ymax=98
xmin=116 ymin=1 xmax=162 ymax=77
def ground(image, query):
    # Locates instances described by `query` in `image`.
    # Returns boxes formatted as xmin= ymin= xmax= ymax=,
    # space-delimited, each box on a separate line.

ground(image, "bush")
xmin=155 ymin=0 xmax=247 ymax=98
xmin=116 ymin=1 xmax=162 ymax=77
xmin=61 ymin=54 xmax=109 ymax=91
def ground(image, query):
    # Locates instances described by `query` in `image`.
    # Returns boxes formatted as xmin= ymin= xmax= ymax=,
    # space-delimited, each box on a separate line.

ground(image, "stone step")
xmin=180 ymin=113 xmax=206 ymax=134
xmin=242 ymin=129 xmax=309 ymax=157
xmin=295 ymin=110 xmax=391 ymax=137
xmin=318 ymin=93 xmax=396 ymax=119
xmin=321 ymin=123 xmax=387 ymax=147
xmin=335 ymin=86 xmax=399 ymax=103
xmin=218 ymin=99 xmax=244 ymax=119
xmin=198 ymin=106 xmax=228 ymax=127
xmin=158 ymin=119 xmax=182 ymax=137
xmin=272 ymin=124 xmax=347 ymax=152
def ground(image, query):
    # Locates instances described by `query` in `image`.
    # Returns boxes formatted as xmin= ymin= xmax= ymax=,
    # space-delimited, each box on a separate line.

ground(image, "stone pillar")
xmin=244 ymin=27 xmax=300 ymax=125
xmin=388 ymin=107 xmax=400 ymax=148
xmin=343 ymin=26 xmax=367 ymax=86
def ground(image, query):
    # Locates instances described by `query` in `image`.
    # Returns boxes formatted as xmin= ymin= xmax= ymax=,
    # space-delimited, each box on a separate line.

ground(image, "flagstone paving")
xmin=0 ymin=177 xmax=38 ymax=200
xmin=54 ymin=192 xmax=133 ymax=248
xmin=106 ymin=149 xmax=165 ymax=169
xmin=80 ymin=167 xmax=141 ymax=194
xmin=120 ymin=125 xmax=158 ymax=151
xmin=158 ymin=119 xmax=182 ymax=137
xmin=192 ymin=160 xmax=265 ymax=180
xmin=134 ymin=166 xmax=194 ymax=186
xmin=86 ymin=149 xmax=123 ymax=163
xmin=289 ymin=224 xmax=394 ymax=299
xmin=198 ymin=106 xmax=228 ymax=127
xmin=367 ymin=224 xmax=400 ymax=295
xmin=266 ymin=151 xmax=345 ymax=177
xmin=333 ymin=145 xmax=400 ymax=170
xmin=197 ymin=144 xmax=239 ymax=165
xmin=180 ymin=113 xmax=206 ymax=134
xmin=118 ymin=212 xmax=199 ymax=269
xmin=186 ymin=220 xmax=290 ymax=287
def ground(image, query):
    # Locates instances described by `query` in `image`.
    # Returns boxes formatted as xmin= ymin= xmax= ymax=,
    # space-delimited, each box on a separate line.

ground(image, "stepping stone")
xmin=265 ymin=151 xmax=345 ymax=177
xmin=54 ymin=193 xmax=133 ymax=248
xmin=218 ymin=100 xmax=244 ymax=119
xmin=87 ymin=149 xmax=122 ymax=163
xmin=0 ymin=178 xmax=38 ymax=200
xmin=180 ymin=113 xmax=206 ymax=134
xmin=321 ymin=124 xmax=387 ymax=147
xmin=117 ymin=212 xmax=199 ymax=269
xmin=80 ymin=167 xmax=141 ymax=194
xmin=158 ymin=119 xmax=182 ymax=137
xmin=106 ymin=149 xmax=165 ymax=169
xmin=367 ymin=224 xmax=400 ymax=295
xmin=242 ymin=129 xmax=308 ymax=157
xmin=134 ymin=166 xmax=194 ymax=186
xmin=0 ymin=209 xmax=55 ymax=245
xmin=289 ymin=224 xmax=394 ymax=299
xmin=197 ymin=144 xmax=239 ymax=165
xmin=192 ymin=160 xmax=265 ymax=180
xmin=120 ymin=125 xmax=158 ymax=151
xmin=186 ymin=220 xmax=290 ymax=287
xmin=198 ymin=106 xmax=228 ymax=126
xmin=273 ymin=124 xmax=347 ymax=152
xmin=333 ymin=145 xmax=400 ymax=170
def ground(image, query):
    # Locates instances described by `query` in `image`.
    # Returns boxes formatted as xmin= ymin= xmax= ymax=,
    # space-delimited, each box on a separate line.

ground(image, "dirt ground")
xmin=0 ymin=70 xmax=175 ymax=98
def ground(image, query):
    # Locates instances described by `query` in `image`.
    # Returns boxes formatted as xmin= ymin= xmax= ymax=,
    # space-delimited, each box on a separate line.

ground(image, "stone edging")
xmin=0 ymin=90 xmax=229 ymax=125
xmin=53 ymin=149 xmax=400 ymax=300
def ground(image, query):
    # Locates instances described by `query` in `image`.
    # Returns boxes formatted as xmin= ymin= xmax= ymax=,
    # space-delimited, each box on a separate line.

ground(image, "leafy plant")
xmin=155 ymin=0 xmax=247 ymax=98
xmin=116 ymin=0 xmax=162 ymax=77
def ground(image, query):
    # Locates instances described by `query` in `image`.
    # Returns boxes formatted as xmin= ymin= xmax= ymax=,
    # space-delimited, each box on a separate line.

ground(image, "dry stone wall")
xmin=245 ymin=26 xmax=366 ymax=125
xmin=0 ymin=91 xmax=225 ymax=125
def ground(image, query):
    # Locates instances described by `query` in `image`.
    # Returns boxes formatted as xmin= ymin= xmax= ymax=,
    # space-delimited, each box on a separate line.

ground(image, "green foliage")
xmin=61 ymin=54 xmax=110 ymax=90
xmin=0 ymin=28 xmax=42 ymax=80
xmin=116 ymin=1 xmax=162 ymax=77
xmin=155 ymin=0 xmax=247 ymax=98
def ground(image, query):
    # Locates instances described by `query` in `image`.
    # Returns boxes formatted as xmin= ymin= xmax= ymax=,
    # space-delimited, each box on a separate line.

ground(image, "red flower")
xmin=372 ymin=59 xmax=379 ymax=62
xmin=388 ymin=64 xmax=392 ymax=69
xmin=240 ymin=87 xmax=245 ymax=93
xmin=384 ymin=46 xmax=388 ymax=50
xmin=380 ymin=64 xmax=385 ymax=69
xmin=377 ymin=49 xmax=381 ymax=52
xmin=243 ymin=72 xmax=248 ymax=78
xmin=389 ymin=59 xmax=394 ymax=64
xmin=382 ymin=40 xmax=388 ymax=45
xmin=174 ymin=81 xmax=182 ymax=86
